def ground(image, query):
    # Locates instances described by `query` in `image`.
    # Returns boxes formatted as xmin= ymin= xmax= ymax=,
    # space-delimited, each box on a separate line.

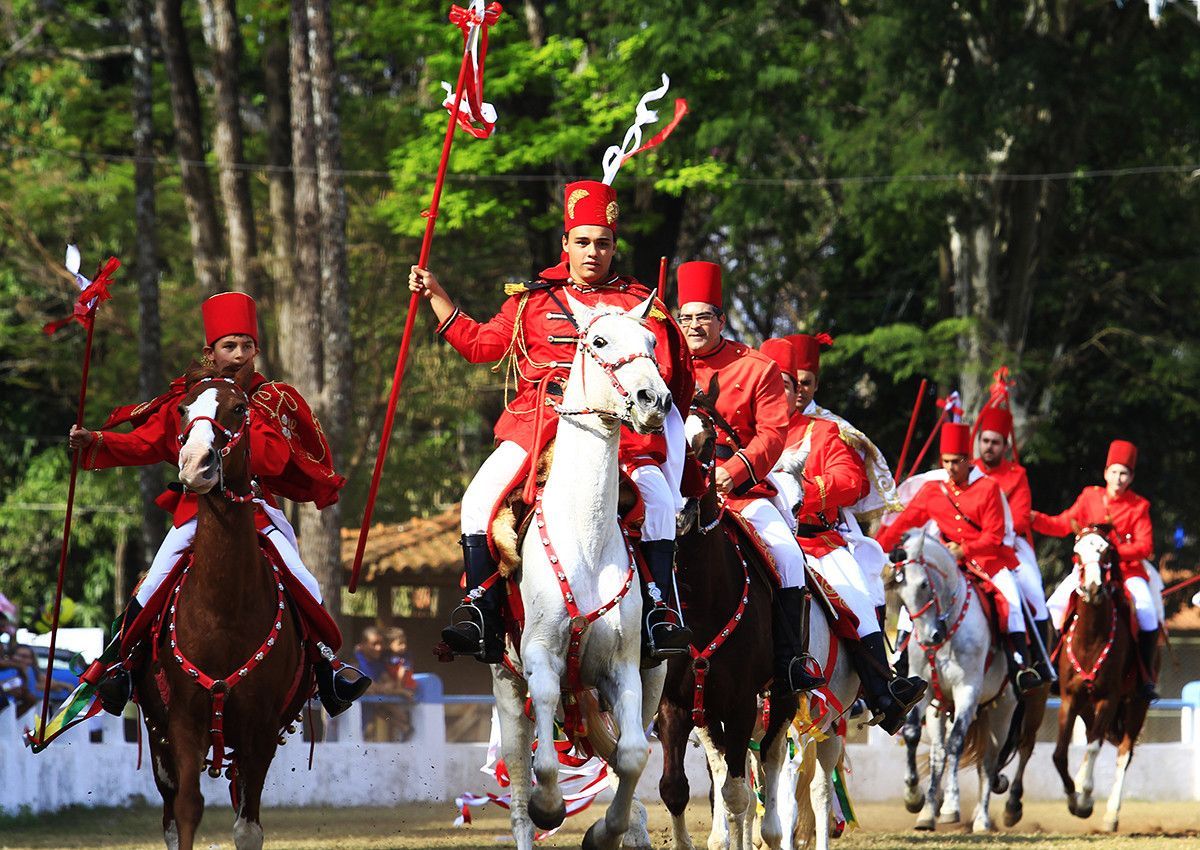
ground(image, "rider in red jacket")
xmin=410 ymin=181 xmax=695 ymax=665
xmin=68 ymin=293 xmax=369 ymax=715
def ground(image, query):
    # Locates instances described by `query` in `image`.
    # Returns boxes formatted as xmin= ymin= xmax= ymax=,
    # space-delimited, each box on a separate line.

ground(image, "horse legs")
xmin=521 ymin=645 xmax=567 ymax=832
xmin=809 ymin=735 xmax=842 ymax=850
xmin=915 ymin=706 xmax=946 ymax=830
xmin=624 ymin=665 xmax=666 ymax=850
xmin=1104 ymin=700 xmax=1148 ymax=833
xmin=902 ymin=706 xmax=924 ymax=814
xmin=1073 ymin=697 xmax=1117 ymax=819
xmin=230 ymin=739 xmax=276 ymax=850
xmin=698 ymin=727 xmax=731 ymax=850
xmin=166 ymin=722 xmax=205 ymax=850
xmin=657 ymin=698 xmax=697 ymax=850
xmin=755 ymin=718 xmax=790 ymax=850
xmin=716 ymin=706 xmax=757 ymax=850
xmin=938 ymin=705 xmax=976 ymax=826
xmin=971 ymin=699 xmax=1013 ymax=834
xmin=493 ymin=669 xmax=535 ymax=850
xmin=1053 ymin=692 xmax=1082 ymax=815
xmin=1004 ymin=690 xmax=1046 ymax=828
xmin=148 ymin=738 xmax=180 ymax=850
xmin=583 ymin=661 xmax=649 ymax=850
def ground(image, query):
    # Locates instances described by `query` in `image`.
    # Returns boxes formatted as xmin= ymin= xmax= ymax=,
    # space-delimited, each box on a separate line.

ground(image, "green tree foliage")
xmin=2 ymin=0 xmax=1199 ymax=623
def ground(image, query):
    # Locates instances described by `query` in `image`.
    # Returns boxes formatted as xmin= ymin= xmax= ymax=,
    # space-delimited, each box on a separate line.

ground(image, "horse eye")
xmin=593 ymin=336 xmax=608 ymax=349
xmin=234 ymin=404 xmax=247 ymax=415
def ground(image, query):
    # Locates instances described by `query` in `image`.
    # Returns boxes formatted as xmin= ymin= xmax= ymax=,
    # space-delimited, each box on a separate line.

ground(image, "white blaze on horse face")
xmin=684 ymin=412 xmax=707 ymax=452
xmin=1073 ymin=533 xmax=1109 ymax=599
xmin=178 ymin=387 xmax=220 ymax=493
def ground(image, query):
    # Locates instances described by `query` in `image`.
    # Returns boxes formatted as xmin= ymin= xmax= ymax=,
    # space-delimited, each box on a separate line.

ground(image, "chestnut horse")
xmin=135 ymin=363 xmax=305 ymax=850
xmin=1052 ymin=525 xmax=1156 ymax=832
xmin=657 ymin=378 xmax=798 ymax=850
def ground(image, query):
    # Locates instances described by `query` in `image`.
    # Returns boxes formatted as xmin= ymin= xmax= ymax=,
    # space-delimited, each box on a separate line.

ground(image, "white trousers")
xmin=1011 ymin=537 xmax=1048 ymax=620
xmin=459 ymin=431 xmax=682 ymax=544
xmin=739 ymin=498 xmax=807 ymax=588
xmin=839 ymin=513 xmax=887 ymax=607
xmin=897 ymin=566 xmax=1025 ymax=634
xmin=136 ymin=503 xmax=322 ymax=606
xmin=809 ymin=547 xmax=879 ymax=637
xmin=1047 ymin=572 xmax=1158 ymax=631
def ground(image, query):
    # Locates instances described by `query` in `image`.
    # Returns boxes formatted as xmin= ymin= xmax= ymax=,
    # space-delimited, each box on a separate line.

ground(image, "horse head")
xmin=1072 ymin=524 xmax=1116 ymax=606
xmin=177 ymin=361 xmax=255 ymax=498
xmin=892 ymin=529 xmax=956 ymax=646
xmin=561 ymin=290 xmax=670 ymax=435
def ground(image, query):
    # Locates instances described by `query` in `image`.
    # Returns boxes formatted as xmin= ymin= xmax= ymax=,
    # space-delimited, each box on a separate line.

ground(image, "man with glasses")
xmin=677 ymin=261 xmax=824 ymax=693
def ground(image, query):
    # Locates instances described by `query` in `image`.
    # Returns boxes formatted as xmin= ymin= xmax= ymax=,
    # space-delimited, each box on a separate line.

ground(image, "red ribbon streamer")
xmin=446 ymin=3 xmax=503 ymax=139
xmin=618 ymin=98 xmax=689 ymax=168
xmin=43 ymin=257 xmax=120 ymax=335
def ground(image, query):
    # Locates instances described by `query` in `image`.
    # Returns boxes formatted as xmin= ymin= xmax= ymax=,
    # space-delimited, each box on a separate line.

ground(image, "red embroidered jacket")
xmin=789 ymin=415 xmax=869 ymax=558
xmin=974 ymin=458 xmax=1033 ymax=542
xmin=1032 ymin=486 xmax=1153 ymax=581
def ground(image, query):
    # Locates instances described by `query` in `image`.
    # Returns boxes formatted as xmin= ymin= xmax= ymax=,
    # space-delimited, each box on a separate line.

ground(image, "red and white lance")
xmin=903 ymin=390 xmax=962 ymax=481
xmin=35 ymin=245 xmax=120 ymax=745
xmin=351 ymin=1 xmax=504 ymax=592
xmin=969 ymin=365 xmax=1020 ymax=462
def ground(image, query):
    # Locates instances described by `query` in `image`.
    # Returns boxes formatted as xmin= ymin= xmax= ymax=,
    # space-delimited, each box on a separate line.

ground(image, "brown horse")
xmin=1052 ymin=525 xmax=1156 ymax=833
xmin=135 ymin=362 xmax=306 ymax=850
xmin=657 ymin=379 xmax=798 ymax=850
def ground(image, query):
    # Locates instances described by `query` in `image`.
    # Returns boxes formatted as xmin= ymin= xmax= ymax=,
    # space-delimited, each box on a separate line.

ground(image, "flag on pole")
xmin=442 ymin=1 xmax=503 ymax=139
xmin=43 ymin=246 xmax=120 ymax=335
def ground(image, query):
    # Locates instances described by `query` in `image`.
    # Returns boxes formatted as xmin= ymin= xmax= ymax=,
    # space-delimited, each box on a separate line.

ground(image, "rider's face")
xmin=978 ymin=430 xmax=1006 ymax=466
xmin=941 ymin=453 xmax=971 ymax=485
xmin=562 ymin=226 xmax=615 ymax=286
xmin=1105 ymin=463 xmax=1133 ymax=497
xmin=205 ymin=335 xmax=258 ymax=374
xmin=794 ymin=369 xmax=818 ymax=411
xmin=678 ymin=301 xmax=725 ymax=356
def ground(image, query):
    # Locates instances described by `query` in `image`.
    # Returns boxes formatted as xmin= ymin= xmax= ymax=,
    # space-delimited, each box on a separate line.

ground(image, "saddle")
xmin=122 ymin=534 xmax=341 ymax=662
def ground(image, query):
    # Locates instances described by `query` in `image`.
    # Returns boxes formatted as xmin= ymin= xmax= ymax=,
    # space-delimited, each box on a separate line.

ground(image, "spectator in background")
xmin=0 ymin=645 xmax=41 ymax=716
xmin=353 ymin=627 xmax=389 ymax=682
xmin=385 ymin=627 xmax=417 ymax=697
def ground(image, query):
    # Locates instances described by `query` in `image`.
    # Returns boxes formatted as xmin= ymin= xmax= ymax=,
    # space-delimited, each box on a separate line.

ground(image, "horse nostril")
xmin=636 ymin=388 xmax=660 ymax=410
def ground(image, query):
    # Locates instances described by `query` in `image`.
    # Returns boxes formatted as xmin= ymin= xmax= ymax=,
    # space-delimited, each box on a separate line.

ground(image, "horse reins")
xmin=895 ymin=553 xmax=977 ymax=710
xmin=1064 ymin=527 xmax=1120 ymax=690
xmin=554 ymin=310 xmax=659 ymax=426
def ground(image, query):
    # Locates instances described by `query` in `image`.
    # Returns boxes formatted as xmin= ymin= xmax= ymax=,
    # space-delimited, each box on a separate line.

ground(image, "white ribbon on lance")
xmin=601 ymin=73 xmax=690 ymax=185
xmin=441 ymin=0 xmax=501 ymax=139
xmin=64 ymin=244 xmax=98 ymax=311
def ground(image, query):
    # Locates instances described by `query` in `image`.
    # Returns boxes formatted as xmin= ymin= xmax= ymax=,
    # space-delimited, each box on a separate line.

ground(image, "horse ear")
xmin=1070 ymin=518 xmax=1081 ymax=535
xmin=563 ymin=290 xmax=591 ymax=328
xmin=705 ymin=373 xmax=720 ymax=403
xmin=233 ymin=360 xmax=255 ymax=391
xmin=630 ymin=289 xmax=657 ymax=322
xmin=183 ymin=359 xmax=215 ymax=387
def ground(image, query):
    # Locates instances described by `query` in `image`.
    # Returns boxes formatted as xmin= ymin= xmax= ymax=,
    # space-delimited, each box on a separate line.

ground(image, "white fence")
xmin=3 ymin=676 xmax=1199 ymax=816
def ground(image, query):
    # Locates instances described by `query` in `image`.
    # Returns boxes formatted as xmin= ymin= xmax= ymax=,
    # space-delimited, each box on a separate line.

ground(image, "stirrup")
xmin=1014 ymin=667 xmax=1043 ymax=694
xmin=888 ymin=675 xmax=928 ymax=711
xmin=782 ymin=655 xmax=826 ymax=693
xmin=441 ymin=602 xmax=487 ymax=655
xmin=646 ymin=607 xmax=692 ymax=659
xmin=97 ymin=667 xmax=133 ymax=716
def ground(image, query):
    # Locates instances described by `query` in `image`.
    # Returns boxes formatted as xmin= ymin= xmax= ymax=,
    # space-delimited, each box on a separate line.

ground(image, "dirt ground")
xmin=1 ymin=800 xmax=1197 ymax=850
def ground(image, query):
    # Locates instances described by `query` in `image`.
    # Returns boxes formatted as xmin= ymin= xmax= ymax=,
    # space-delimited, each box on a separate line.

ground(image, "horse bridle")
xmin=554 ymin=311 xmax=659 ymax=426
xmin=1071 ymin=525 xmax=1117 ymax=599
xmin=178 ymin=377 xmax=259 ymax=503
xmin=892 ymin=546 xmax=953 ymax=636
xmin=682 ymin=404 xmax=723 ymax=535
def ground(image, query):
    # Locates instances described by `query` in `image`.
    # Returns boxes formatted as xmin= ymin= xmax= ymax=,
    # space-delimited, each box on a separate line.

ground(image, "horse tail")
xmin=957 ymin=711 xmax=993 ymax=771
xmin=994 ymin=698 xmax=1027 ymax=772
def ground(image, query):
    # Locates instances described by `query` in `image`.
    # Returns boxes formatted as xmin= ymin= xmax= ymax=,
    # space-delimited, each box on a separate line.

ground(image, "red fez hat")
xmin=976 ymin=406 xmax=1013 ymax=440
xmin=1106 ymin=439 xmax=1138 ymax=471
xmin=788 ymin=333 xmax=834 ymax=376
xmin=940 ymin=422 xmax=971 ymax=457
xmin=564 ymin=180 xmax=618 ymax=233
xmin=760 ymin=338 xmax=796 ymax=376
xmin=677 ymin=261 xmax=723 ymax=309
xmin=202 ymin=292 xmax=258 ymax=346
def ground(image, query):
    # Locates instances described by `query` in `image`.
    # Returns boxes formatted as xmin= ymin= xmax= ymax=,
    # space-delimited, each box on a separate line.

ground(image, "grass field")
xmin=1 ymin=801 xmax=1197 ymax=850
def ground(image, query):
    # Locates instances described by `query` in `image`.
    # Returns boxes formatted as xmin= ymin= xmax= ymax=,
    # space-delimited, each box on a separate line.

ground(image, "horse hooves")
xmin=937 ymin=811 xmax=960 ymax=825
xmin=1104 ymin=816 xmax=1119 ymax=833
xmin=972 ymin=820 xmax=993 ymax=835
xmin=1068 ymin=801 xmax=1093 ymax=820
xmin=582 ymin=822 xmax=603 ymax=850
xmin=992 ymin=774 xmax=1010 ymax=794
xmin=529 ymin=798 xmax=566 ymax=831
xmin=914 ymin=816 xmax=936 ymax=831
xmin=904 ymin=791 xmax=924 ymax=815
xmin=1003 ymin=804 xmax=1023 ymax=828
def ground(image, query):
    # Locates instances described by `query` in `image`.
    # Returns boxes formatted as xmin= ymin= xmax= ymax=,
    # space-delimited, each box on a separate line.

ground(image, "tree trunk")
xmin=262 ymin=15 xmax=295 ymax=339
xmin=300 ymin=0 xmax=349 ymax=619
xmin=155 ymin=0 xmax=225 ymax=298
xmin=129 ymin=0 xmax=164 ymax=577
xmin=199 ymin=0 xmax=268 ymax=310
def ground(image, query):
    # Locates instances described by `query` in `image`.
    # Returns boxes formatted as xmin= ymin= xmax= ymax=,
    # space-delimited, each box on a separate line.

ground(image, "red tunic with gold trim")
xmin=437 ymin=262 xmax=693 ymax=468
xmin=974 ymin=458 xmax=1033 ymax=543
xmin=790 ymin=415 xmax=869 ymax=558
xmin=690 ymin=338 xmax=788 ymax=509
xmin=1031 ymin=486 xmax=1153 ymax=581
xmin=82 ymin=373 xmax=345 ymax=527
xmin=876 ymin=474 xmax=1017 ymax=577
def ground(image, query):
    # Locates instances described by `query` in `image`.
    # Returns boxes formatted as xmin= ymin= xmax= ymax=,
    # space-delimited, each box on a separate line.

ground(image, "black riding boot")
xmin=875 ymin=605 xmax=887 ymax=632
xmin=856 ymin=632 xmax=926 ymax=735
xmin=441 ymin=534 xmax=505 ymax=664
xmin=96 ymin=600 xmax=143 ymax=716
xmin=640 ymin=539 xmax=693 ymax=662
xmin=1136 ymin=628 xmax=1160 ymax=701
xmin=1031 ymin=618 xmax=1056 ymax=684
xmin=893 ymin=630 xmax=911 ymax=679
xmin=772 ymin=587 xmax=827 ymax=693
xmin=314 ymin=642 xmax=372 ymax=717
xmin=1007 ymin=631 xmax=1043 ymax=693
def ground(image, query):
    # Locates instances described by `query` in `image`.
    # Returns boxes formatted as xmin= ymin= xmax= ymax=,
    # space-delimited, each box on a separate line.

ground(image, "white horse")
xmin=490 ymin=292 xmax=670 ymax=850
xmin=894 ymin=530 xmax=1017 ymax=833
